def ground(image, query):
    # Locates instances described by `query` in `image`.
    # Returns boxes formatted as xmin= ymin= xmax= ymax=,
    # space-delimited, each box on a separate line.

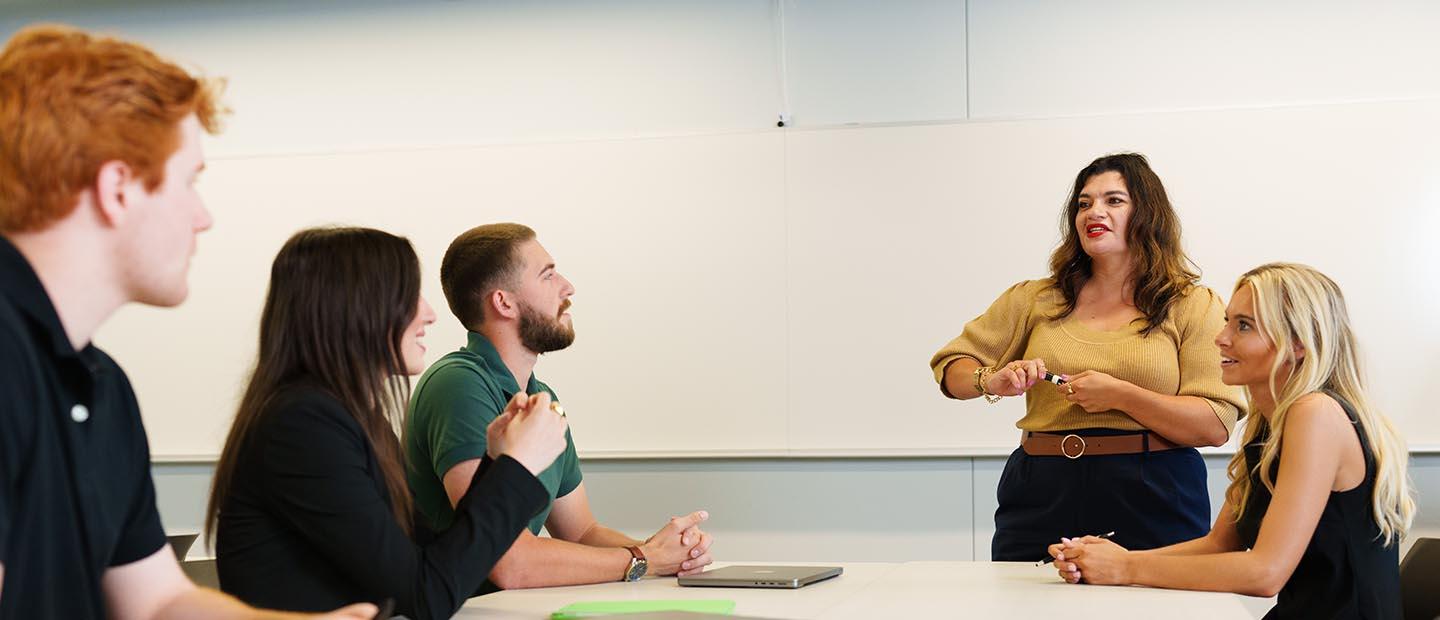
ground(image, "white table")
xmin=456 ymin=562 xmax=1266 ymax=619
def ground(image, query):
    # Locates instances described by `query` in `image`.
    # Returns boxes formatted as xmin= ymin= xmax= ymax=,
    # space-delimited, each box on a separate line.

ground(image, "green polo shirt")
xmin=405 ymin=332 xmax=582 ymax=534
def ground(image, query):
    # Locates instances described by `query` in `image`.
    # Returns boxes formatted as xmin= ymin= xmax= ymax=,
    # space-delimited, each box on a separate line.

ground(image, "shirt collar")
xmin=0 ymin=235 xmax=83 ymax=360
xmin=463 ymin=331 xmax=542 ymax=394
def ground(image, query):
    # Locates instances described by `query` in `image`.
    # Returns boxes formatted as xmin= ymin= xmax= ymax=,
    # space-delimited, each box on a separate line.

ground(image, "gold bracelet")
xmin=973 ymin=366 xmax=1002 ymax=404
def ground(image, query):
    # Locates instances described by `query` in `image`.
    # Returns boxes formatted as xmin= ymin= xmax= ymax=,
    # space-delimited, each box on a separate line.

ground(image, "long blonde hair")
xmin=1224 ymin=263 xmax=1413 ymax=545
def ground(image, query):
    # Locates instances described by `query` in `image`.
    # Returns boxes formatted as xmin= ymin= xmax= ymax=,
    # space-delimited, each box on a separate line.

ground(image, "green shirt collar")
xmin=463 ymin=331 xmax=544 ymax=395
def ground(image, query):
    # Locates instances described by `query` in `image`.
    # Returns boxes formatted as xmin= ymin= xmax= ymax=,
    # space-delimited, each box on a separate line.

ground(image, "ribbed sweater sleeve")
xmin=929 ymin=280 xmax=1046 ymax=390
xmin=1172 ymin=286 xmax=1246 ymax=432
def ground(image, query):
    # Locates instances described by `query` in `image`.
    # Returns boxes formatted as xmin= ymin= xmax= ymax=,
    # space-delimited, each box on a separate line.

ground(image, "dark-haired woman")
xmin=929 ymin=153 xmax=1246 ymax=561
xmin=208 ymin=227 xmax=568 ymax=618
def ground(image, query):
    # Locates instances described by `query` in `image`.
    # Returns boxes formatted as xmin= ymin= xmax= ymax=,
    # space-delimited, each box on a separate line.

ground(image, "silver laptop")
xmin=677 ymin=565 xmax=842 ymax=589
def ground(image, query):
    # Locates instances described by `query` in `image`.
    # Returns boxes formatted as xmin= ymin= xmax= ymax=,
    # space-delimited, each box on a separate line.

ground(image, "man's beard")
xmin=518 ymin=299 xmax=575 ymax=354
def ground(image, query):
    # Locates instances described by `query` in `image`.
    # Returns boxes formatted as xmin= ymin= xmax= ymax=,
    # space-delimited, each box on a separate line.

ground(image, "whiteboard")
xmin=784 ymin=99 xmax=1440 ymax=453
xmin=101 ymin=98 xmax=1440 ymax=458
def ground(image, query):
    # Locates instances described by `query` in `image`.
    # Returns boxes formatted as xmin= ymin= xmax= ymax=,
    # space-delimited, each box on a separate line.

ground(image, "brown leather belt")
xmin=1022 ymin=431 xmax=1180 ymax=459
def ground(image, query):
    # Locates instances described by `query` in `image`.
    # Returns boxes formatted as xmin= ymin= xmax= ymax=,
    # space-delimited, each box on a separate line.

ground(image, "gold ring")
xmin=550 ymin=402 xmax=566 ymax=417
xmin=1066 ymin=385 xmax=1075 ymax=395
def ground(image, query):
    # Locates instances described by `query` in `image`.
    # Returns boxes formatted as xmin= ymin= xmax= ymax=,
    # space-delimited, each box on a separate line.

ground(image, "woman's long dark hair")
xmin=1047 ymin=153 xmax=1199 ymax=335
xmin=206 ymin=227 xmax=421 ymax=546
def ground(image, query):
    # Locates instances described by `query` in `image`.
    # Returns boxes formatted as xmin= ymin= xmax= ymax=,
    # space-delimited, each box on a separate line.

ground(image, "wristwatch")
xmin=622 ymin=545 xmax=648 ymax=582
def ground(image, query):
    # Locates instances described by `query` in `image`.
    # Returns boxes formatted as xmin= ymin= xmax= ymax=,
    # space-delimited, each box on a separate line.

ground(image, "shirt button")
xmin=71 ymin=404 xmax=90 ymax=423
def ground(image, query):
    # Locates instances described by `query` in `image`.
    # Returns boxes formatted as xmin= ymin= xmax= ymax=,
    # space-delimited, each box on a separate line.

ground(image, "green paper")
xmin=551 ymin=599 xmax=736 ymax=619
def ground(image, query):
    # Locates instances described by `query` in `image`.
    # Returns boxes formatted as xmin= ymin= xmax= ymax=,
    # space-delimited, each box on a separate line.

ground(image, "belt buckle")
xmin=1060 ymin=434 xmax=1086 ymax=459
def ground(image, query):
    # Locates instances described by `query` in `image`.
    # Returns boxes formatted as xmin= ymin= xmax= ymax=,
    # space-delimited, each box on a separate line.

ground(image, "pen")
xmin=1041 ymin=371 xmax=1066 ymax=385
xmin=1035 ymin=531 xmax=1114 ymax=566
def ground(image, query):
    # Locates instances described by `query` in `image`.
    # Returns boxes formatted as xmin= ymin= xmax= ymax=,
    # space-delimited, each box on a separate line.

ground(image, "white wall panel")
xmin=969 ymin=0 xmax=1440 ymax=118
xmin=1 ymin=0 xmax=782 ymax=157
xmin=156 ymin=454 xmax=1440 ymax=567
xmin=782 ymin=0 xmax=967 ymax=126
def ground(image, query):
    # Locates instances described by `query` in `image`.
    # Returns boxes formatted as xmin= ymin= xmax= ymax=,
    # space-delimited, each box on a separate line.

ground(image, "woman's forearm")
xmin=941 ymin=357 xmax=984 ymax=400
xmin=1126 ymin=550 xmax=1286 ymax=598
xmin=1118 ymin=387 xmax=1228 ymax=447
xmin=1133 ymin=532 xmax=1234 ymax=557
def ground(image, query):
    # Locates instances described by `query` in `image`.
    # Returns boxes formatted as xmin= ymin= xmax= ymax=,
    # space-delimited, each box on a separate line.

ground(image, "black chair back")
xmin=1401 ymin=537 xmax=1440 ymax=620
xmin=166 ymin=533 xmax=198 ymax=561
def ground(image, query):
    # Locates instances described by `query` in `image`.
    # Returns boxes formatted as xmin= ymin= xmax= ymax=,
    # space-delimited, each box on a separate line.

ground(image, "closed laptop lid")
xmin=677 ymin=565 xmax=843 ymax=588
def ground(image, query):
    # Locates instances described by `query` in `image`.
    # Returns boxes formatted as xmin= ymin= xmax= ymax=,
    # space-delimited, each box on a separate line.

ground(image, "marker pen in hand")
xmin=1042 ymin=371 xmax=1067 ymax=385
xmin=1035 ymin=531 xmax=1114 ymax=566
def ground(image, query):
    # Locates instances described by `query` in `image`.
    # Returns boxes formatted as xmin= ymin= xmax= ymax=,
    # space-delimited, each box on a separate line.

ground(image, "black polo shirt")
xmin=0 ymin=236 xmax=167 ymax=619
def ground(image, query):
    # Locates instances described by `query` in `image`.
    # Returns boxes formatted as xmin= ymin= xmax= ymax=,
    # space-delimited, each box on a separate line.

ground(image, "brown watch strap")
xmin=622 ymin=545 xmax=647 ymax=582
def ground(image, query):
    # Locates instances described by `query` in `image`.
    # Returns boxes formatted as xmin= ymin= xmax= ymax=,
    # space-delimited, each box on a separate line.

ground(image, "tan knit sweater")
xmin=930 ymin=279 xmax=1246 ymax=434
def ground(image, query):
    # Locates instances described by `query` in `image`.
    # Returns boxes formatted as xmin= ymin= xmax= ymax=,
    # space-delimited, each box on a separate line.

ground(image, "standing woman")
xmin=1051 ymin=263 xmax=1413 ymax=619
xmin=207 ymin=227 xmax=568 ymax=618
xmin=930 ymin=153 xmax=1246 ymax=560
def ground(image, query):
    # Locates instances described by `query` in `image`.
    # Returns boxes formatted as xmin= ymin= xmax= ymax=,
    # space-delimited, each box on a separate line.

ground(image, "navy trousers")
xmin=991 ymin=429 xmax=1211 ymax=562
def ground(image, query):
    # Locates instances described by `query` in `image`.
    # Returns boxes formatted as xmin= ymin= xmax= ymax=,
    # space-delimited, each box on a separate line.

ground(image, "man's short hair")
xmin=440 ymin=223 xmax=537 ymax=330
xmin=0 ymin=24 xmax=226 ymax=233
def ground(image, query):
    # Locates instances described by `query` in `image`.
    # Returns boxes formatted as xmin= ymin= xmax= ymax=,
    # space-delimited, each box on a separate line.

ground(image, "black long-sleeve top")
xmin=215 ymin=384 xmax=547 ymax=619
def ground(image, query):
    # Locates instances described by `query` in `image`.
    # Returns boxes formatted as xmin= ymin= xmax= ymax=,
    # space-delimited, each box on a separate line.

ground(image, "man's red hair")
xmin=0 ymin=24 xmax=226 ymax=232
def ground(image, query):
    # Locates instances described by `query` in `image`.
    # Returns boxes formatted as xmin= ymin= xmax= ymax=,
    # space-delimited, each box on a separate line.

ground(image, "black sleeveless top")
xmin=1235 ymin=392 xmax=1401 ymax=619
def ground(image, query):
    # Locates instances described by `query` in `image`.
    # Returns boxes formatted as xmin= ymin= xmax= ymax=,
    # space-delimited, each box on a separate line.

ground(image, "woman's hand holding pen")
xmin=986 ymin=358 xmax=1051 ymax=396
xmin=1061 ymin=370 xmax=1135 ymax=413
xmin=1049 ymin=536 xmax=1131 ymax=585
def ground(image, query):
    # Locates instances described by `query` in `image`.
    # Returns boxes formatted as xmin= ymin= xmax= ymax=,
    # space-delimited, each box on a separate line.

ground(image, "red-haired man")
xmin=0 ymin=24 xmax=372 ymax=619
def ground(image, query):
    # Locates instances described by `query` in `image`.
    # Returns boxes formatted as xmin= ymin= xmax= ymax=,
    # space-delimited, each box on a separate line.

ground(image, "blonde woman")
xmin=1050 ymin=263 xmax=1413 ymax=619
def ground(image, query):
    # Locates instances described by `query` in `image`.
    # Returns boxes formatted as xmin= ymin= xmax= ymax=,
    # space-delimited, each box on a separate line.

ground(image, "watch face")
xmin=626 ymin=558 xmax=648 ymax=581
